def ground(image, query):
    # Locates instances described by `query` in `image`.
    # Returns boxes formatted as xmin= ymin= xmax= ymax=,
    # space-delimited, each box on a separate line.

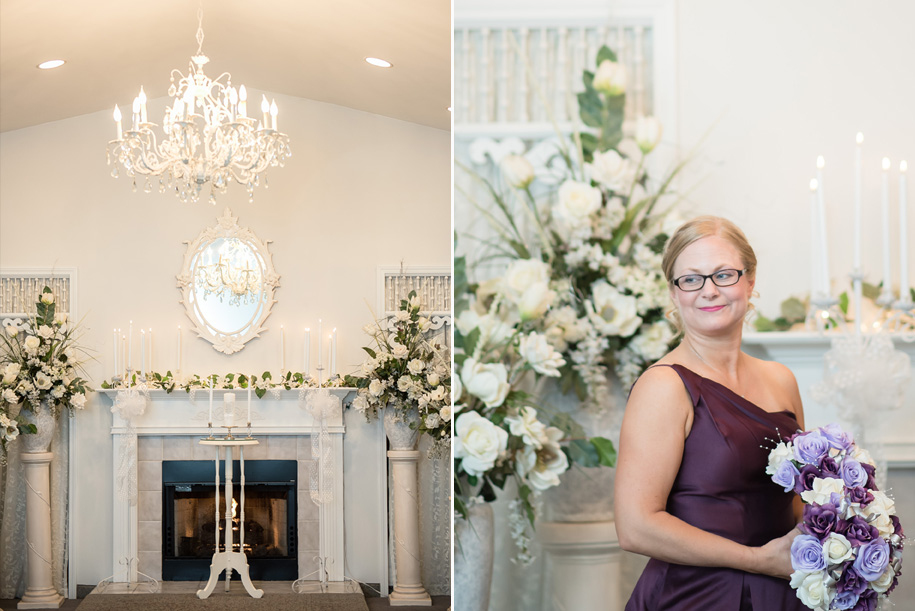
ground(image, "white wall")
xmin=0 ymin=93 xmax=450 ymax=587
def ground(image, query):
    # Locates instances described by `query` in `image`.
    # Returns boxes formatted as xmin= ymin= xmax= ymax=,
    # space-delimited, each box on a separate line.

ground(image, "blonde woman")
xmin=616 ymin=216 xmax=807 ymax=610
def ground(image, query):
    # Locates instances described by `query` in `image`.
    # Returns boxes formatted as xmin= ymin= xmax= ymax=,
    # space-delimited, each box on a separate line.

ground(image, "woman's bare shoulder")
xmin=628 ymin=364 xmax=692 ymax=410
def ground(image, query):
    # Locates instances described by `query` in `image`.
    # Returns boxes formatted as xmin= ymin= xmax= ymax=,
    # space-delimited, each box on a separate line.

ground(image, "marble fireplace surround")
xmin=102 ymin=388 xmax=355 ymax=584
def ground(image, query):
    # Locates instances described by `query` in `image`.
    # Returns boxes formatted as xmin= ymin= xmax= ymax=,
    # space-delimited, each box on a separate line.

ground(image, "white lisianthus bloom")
xmin=822 ymin=533 xmax=853 ymax=565
xmin=40 ymin=292 xmax=54 ymax=305
xmin=592 ymin=59 xmax=626 ymax=96
xmin=872 ymin=566 xmax=897 ymax=594
xmin=554 ymin=180 xmax=601 ymax=230
xmin=34 ymin=371 xmax=53 ymax=390
xmin=586 ymin=149 xmax=635 ymax=192
xmin=454 ymin=411 xmax=509 ymax=477
xmin=801 ymin=477 xmax=846 ymax=505
xmin=586 ymin=281 xmax=642 ymax=337
xmin=408 ymin=293 xmax=421 ymax=309
xmin=789 ymin=571 xmax=834 ymax=610
xmin=69 ymin=392 xmax=87 ymax=410
xmin=368 ymin=378 xmax=385 ymax=397
xmin=765 ymin=442 xmax=795 ymax=475
xmin=634 ymin=115 xmax=663 ymax=153
xmin=628 ymin=320 xmax=675 ymax=362
xmin=501 ymin=154 xmax=535 ymax=189
xmin=440 ymin=405 xmax=452 ymax=423
xmin=407 ymin=359 xmax=425 ymax=375
xmin=461 ymin=358 xmax=510 ymax=408
xmin=24 ymin=336 xmax=41 ymax=354
xmin=504 ymin=406 xmax=548 ymax=449
xmin=452 ymin=374 xmax=463 ymax=403
xmin=4 ymin=323 xmax=18 ymax=338
xmin=3 ymin=363 xmax=21 ymax=384
xmin=517 ymin=332 xmax=566 ymax=377
xmin=430 ymin=385 xmax=447 ymax=402
xmin=396 ymin=376 xmax=412 ymax=392
xmin=426 ymin=372 xmax=440 ymax=387
xmin=519 ymin=428 xmax=569 ymax=491
xmin=390 ymin=342 xmax=409 ymax=359
xmin=2 ymin=388 xmax=18 ymax=404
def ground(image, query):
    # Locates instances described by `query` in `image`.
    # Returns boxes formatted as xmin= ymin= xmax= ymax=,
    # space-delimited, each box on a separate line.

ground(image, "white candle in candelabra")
xmin=317 ymin=319 xmax=323 ymax=370
xmin=140 ymin=330 xmax=146 ymax=376
xmin=810 ymin=179 xmax=820 ymax=299
xmin=281 ymin=325 xmax=286 ymax=371
xmin=304 ymin=328 xmax=311 ymax=374
xmin=177 ymin=325 xmax=182 ymax=372
xmin=148 ymin=328 xmax=153 ymax=373
xmin=261 ymin=95 xmax=270 ymax=128
xmin=881 ymin=158 xmax=892 ymax=297
xmin=132 ymin=97 xmax=139 ymax=131
xmin=247 ymin=377 xmax=252 ymax=424
xmin=331 ymin=328 xmax=337 ymax=377
xmin=224 ymin=393 xmax=235 ymax=428
xmin=113 ymin=329 xmax=118 ymax=378
xmin=208 ymin=380 xmax=214 ymax=426
xmin=128 ymin=321 xmax=133 ymax=370
xmin=854 ymin=133 xmax=863 ymax=270
xmin=816 ymin=156 xmax=830 ymax=296
xmin=901 ymin=161 xmax=910 ymax=302
xmin=121 ymin=333 xmax=126 ymax=379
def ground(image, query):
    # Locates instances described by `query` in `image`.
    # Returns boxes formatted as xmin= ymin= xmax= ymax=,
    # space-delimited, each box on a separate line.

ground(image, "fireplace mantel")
xmin=99 ymin=388 xmax=358 ymax=584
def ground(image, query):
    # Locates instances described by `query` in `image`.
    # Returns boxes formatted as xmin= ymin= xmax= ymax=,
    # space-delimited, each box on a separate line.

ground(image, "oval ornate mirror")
xmin=177 ymin=208 xmax=279 ymax=353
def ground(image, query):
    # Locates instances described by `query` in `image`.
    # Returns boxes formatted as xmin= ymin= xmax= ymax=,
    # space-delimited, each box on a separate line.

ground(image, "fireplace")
xmin=162 ymin=460 xmax=297 ymax=581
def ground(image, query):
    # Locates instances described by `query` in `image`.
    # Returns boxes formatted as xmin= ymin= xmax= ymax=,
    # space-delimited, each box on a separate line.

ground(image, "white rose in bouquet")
xmin=368 ymin=378 xmax=385 ymax=397
xmin=452 ymin=374 xmax=463 ymax=403
xmin=592 ymin=59 xmax=626 ymax=96
xmin=554 ymin=180 xmax=601 ymax=230
xmin=503 ymin=259 xmax=550 ymax=299
xmin=407 ymin=359 xmax=425 ymax=375
xmin=24 ymin=336 xmax=41 ymax=354
xmin=504 ymin=406 xmax=547 ymax=449
xmin=454 ymin=411 xmax=509 ymax=477
xmin=3 ymin=363 xmax=21 ymax=384
xmin=514 ymin=282 xmax=556 ymax=321
xmin=440 ymin=404 xmax=452 ymax=423
xmin=391 ymin=342 xmax=409 ymax=359
xmin=2 ymin=388 xmax=18 ymax=404
xmin=520 ymin=429 xmax=569 ymax=491
xmin=430 ymin=385 xmax=447 ymax=402
xmin=518 ymin=331 xmax=566 ymax=377
xmin=501 ymin=154 xmax=535 ymax=189
xmin=352 ymin=393 xmax=370 ymax=414
xmin=456 ymin=310 xmax=516 ymax=350
xmin=40 ymin=292 xmax=54 ymax=305
xmin=789 ymin=571 xmax=833 ymax=610
xmin=587 ymin=281 xmax=642 ymax=337
xmin=461 ymin=358 xmax=510 ymax=408
xmin=38 ymin=325 xmax=54 ymax=339
xmin=634 ymin=115 xmax=663 ymax=153
xmin=586 ymin=149 xmax=635 ymax=192
xmin=426 ymin=371 xmax=440 ymax=387
xmin=69 ymin=392 xmax=87 ymax=410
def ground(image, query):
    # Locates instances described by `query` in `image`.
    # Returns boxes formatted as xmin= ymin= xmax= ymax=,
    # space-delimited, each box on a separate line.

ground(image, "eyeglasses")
xmin=672 ymin=269 xmax=746 ymax=292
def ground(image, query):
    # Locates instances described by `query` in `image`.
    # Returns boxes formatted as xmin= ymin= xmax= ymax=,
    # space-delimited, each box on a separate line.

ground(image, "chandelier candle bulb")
xmin=270 ymin=99 xmax=278 ymax=130
xmin=882 ymin=157 xmax=892 ymax=299
xmin=304 ymin=328 xmax=311 ymax=374
xmin=810 ymin=179 xmax=820 ymax=299
xmin=901 ymin=161 xmax=910 ymax=302
xmin=138 ymin=87 xmax=147 ymax=123
xmin=113 ymin=105 xmax=122 ymax=139
xmin=816 ymin=156 xmax=830 ymax=296
xmin=224 ymin=393 xmax=235 ymax=428
xmin=261 ymin=96 xmax=269 ymax=128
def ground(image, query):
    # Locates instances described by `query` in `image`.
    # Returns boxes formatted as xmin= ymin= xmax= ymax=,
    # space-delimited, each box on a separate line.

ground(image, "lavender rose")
xmin=831 ymin=590 xmax=860 ymax=611
xmin=820 ymin=422 xmax=855 ymax=451
xmin=845 ymin=516 xmax=880 ymax=547
xmin=836 ymin=565 xmax=868 ymax=596
xmin=846 ymin=486 xmax=875 ymax=507
xmin=803 ymin=502 xmax=839 ymax=540
xmin=772 ymin=460 xmax=800 ymax=492
xmin=790 ymin=534 xmax=826 ymax=572
xmin=841 ymin=459 xmax=868 ymax=488
xmin=794 ymin=464 xmax=822 ymax=494
xmin=852 ymin=538 xmax=890 ymax=581
xmin=793 ymin=430 xmax=830 ymax=464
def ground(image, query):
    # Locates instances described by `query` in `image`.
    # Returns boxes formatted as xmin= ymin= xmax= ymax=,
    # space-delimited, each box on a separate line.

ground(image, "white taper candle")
xmin=881 ymin=157 xmax=892 ymax=297
xmin=816 ymin=156 xmax=830 ymax=296
xmin=901 ymin=161 xmax=910 ymax=302
xmin=810 ymin=179 xmax=820 ymax=299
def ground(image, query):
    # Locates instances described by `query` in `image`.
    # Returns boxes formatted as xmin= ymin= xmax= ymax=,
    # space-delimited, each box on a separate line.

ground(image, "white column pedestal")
xmin=538 ymin=520 xmax=621 ymax=611
xmin=18 ymin=451 xmax=64 ymax=610
xmin=387 ymin=449 xmax=431 ymax=606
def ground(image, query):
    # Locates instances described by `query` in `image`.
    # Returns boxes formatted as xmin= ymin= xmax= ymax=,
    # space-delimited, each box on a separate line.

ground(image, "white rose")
xmin=3 ymin=363 xmax=21 ymax=384
xmin=37 ymin=325 xmax=54 ymax=339
xmin=514 ymin=282 xmax=556 ymax=321
xmin=517 ymin=332 xmax=566 ymax=377
xmin=368 ymin=379 xmax=385 ymax=397
xmin=452 ymin=374 xmax=463 ymax=403
xmin=40 ymin=292 xmax=54 ymax=305
xmin=461 ymin=358 xmax=510 ymax=408
xmin=2 ymin=388 xmax=18 ymax=404
xmin=801 ymin=477 xmax=846 ymax=506
xmin=352 ymin=393 xmax=370 ymax=413
xmin=586 ymin=149 xmax=635 ymax=192
xmin=504 ymin=406 xmax=547 ymax=449
xmin=24 ymin=336 xmax=41 ymax=353
xmin=634 ymin=115 xmax=663 ymax=154
xmin=587 ymin=281 xmax=642 ymax=337
xmin=391 ymin=342 xmax=409 ymax=359
xmin=397 ymin=375 xmax=412 ymax=392
xmin=850 ymin=445 xmax=876 ymax=467
xmin=789 ymin=571 xmax=834 ymax=610
xmin=34 ymin=371 xmax=53 ymax=390
xmin=456 ymin=310 xmax=515 ymax=350
xmin=592 ymin=59 xmax=626 ymax=96
xmin=519 ymin=429 xmax=569 ymax=491
xmin=765 ymin=442 xmax=795 ymax=476
xmin=417 ymin=317 xmax=431 ymax=332
xmin=503 ymin=259 xmax=550 ymax=300
xmin=872 ymin=566 xmax=897 ymax=594
xmin=395 ymin=310 xmax=411 ymax=322
xmin=501 ymin=154 xmax=535 ymax=189
xmin=426 ymin=372 xmax=440 ymax=387
xmin=453 ymin=411 xmax=509 ymax=477
xmin=863 ymin=491 xmax=896 ymax=536
xmin=407 ymin=359 xmax=425 ymax=375
xmin=4 ymin=325 xmax=18 ymax=338
xmin=54 ymin=312 xmax=69 ymax=325
xmin=425 ymin=413 xmax=441 ymax=429
xmin=440 ymin=405 xmax=452 ymax=423
xmin=430 ymin=385 xmax=447 ymax=402
xmin=69 ymin=392 xmax=86 ymax=410
xmin=554 ymin=180 xmax=601 ymax=229
xmin=822 ymin=533 xmax=853 ymax=565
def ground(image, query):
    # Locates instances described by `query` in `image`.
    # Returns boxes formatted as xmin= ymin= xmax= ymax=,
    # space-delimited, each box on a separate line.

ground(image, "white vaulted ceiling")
xmin=0 ymin=0 xmax=452 ymax=133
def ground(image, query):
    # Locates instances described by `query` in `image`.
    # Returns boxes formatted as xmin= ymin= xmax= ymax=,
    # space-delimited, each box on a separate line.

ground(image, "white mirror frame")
xmin=176 ymin=208 xmax=279 ymax=354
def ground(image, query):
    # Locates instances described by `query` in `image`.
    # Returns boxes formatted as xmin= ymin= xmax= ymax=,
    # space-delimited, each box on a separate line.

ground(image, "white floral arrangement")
xmin=101 ymin=370 xmax=346 ymax=396
xmin=1 ymin=287 xmax=91 ymax=452
xmin=349 ymin=290 xmax=451 ymax=451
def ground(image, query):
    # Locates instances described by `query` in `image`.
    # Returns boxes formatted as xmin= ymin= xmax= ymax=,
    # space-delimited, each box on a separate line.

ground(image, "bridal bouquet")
xmin=0 ymin=287 xmax=91 ymax=450
xmin=766 ymin=424 xmax=905 ymax=610
xmin=348 ymin=290 xmax=451 ymax=449
xmin=458 ymin=45 xmax=687 ymax=413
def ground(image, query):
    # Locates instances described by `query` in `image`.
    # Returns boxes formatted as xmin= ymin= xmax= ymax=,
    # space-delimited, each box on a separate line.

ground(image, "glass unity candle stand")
xmin=196 ymin=437 xmax=264 ymax=600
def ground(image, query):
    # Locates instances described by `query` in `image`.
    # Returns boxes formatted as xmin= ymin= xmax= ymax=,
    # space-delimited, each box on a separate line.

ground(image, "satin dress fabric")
xmin=625 ymin=364 xmax=807 ymax=611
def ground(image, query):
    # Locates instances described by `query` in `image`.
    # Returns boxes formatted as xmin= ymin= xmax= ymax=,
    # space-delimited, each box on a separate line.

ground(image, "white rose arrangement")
xmin=1 ymin=287 xmax=92 ymax=455
xmin=348 ymin=291 xmax=450 ymax=453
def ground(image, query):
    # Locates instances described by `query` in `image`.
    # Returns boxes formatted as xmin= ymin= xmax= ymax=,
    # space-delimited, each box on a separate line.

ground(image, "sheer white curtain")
xmin=0 ymin=415 xmax=69 ymax=598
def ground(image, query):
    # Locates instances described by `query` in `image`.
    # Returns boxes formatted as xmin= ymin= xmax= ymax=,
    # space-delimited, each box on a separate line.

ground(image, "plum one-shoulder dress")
xmin=625 ymin=364 xmax=807 ymax=611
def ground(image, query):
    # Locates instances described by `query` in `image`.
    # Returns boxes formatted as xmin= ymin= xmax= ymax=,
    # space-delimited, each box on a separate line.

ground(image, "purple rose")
xmin=861 ymin=463 xmax=877 ymax=490
xmin=852 ymin=538 xmax=890 ymax=581
xmin=846 ymin=486 xmax=874 ymax=507
xmin=803 ymin=502 xmax=839 ymax=540
xmin=841 ymin=459 xmax=868 ymax=488
xmin=850 ymin=588 xmax=877 ymax=611
xmin=790 ymin=534 xmax=826 ymax=572
xmin=890 ymin=515 xmax=905 ymax=546
xmin=794 ymin=464 xmax=821 ymax=494
xmin=837 ymin=565 xmax=868 ymax=595
xmin=845 ymin=516 xmax=880 ymax=547
xmin=820 ymin=423 xmax=855 ymax=451
xmin=793 ymin=430 xmax=830 ymax=464
xmin=772 ymin=460 xmax=800 ymax=492
xmin=832 ymin=590 xmax=860 ymax=610
xmin=818 ymin=456 xmax=840 ymax=478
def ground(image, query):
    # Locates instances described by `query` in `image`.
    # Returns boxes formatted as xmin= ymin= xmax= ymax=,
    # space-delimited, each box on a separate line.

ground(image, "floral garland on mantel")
xmin=100 ymin=371 xmax=349 ymax=400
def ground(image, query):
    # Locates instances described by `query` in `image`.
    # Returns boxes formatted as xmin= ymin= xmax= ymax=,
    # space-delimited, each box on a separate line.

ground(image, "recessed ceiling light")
xmin=37 ymin=59 xmax=66 ymax=70
xmin=365 ymin=57 xmax=392 ymax=68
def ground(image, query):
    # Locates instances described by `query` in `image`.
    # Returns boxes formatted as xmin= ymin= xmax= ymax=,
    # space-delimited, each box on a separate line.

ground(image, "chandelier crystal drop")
xmin=195 ymin=238 xmax=264 ymax=306
xmin=106 ymin=8 xmax=291 ymax=204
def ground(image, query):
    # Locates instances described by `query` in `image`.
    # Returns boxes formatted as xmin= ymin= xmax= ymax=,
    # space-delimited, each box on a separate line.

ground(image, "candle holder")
xmin=876 ymin=289 xmax=896 ymax=308
xmin=223 ymin=425 xmax=236 ymax=441
xmin=315 ymin=364 xmax=325 ymax=387
xmin=807 ymin=295 xmax=844 ymax=333
xmin=245 ymin=422 xmax=254 ymax=440
xmin=205 ymin=422 xmax=215 ymax=441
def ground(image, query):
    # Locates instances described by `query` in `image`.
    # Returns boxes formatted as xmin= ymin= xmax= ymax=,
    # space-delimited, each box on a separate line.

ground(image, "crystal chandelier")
xmin=195 ymin=239 xmax=263 ymax=306
xmin=106 ymin=8 xmax=291 ymax=204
